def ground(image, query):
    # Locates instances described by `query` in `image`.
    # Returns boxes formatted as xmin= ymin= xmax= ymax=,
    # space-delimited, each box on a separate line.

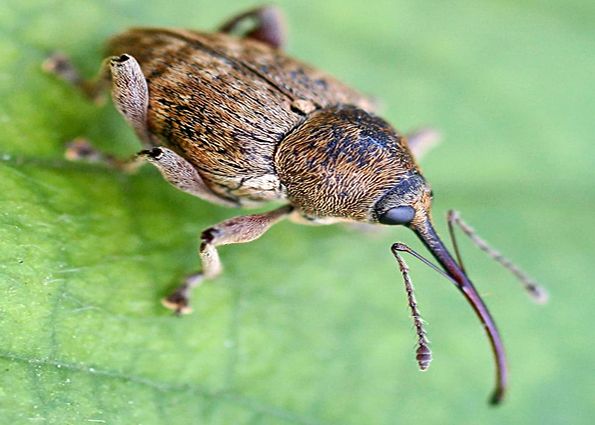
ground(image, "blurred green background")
xmin=1 ymin=0 xmax=593 ymax=424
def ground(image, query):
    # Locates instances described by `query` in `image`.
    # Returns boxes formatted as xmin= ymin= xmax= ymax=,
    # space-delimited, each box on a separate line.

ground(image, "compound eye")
xmin=378 ymin=206 xmax=416 ymax=225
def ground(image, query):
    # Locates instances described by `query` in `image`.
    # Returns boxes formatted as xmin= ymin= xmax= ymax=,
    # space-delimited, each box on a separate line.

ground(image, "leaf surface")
xmin=1 ymin=1 xmax=594 ymax=424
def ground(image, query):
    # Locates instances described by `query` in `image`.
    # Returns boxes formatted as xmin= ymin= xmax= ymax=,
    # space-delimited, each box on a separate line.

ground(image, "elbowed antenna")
xmin=392 ymin=249 xmax=432 ymax=371
xmin=405 ymin=215 xmax=508 ymax=405
xmin=447 ymin=210 xmax=549 ymax=304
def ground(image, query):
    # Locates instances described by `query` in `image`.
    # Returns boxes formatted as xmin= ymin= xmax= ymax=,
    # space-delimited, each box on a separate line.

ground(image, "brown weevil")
xmin=44 ymin=6 xmax=547 ymax=404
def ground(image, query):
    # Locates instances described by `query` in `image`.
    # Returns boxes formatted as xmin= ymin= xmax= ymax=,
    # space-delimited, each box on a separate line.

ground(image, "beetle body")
xmin=108 ymin=28 xmax=409 ymax=220
xmin=44 ymin=6 xmax=546 ymax=404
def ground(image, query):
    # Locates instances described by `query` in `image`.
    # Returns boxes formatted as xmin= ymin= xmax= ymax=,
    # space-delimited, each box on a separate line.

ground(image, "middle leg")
xmin=218 ymin=6 xmax=286 ymax=49
xmin=163 ymin=204 xmax=294 ymax=314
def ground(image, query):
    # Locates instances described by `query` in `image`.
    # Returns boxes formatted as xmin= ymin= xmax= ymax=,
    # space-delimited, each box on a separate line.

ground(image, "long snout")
xmin=410 ymin=216 xmax=507 ymax=404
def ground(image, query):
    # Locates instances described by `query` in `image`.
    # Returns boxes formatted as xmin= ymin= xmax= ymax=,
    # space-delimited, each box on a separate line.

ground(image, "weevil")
xmin=44 ymin=6 xmax=546 ymax=404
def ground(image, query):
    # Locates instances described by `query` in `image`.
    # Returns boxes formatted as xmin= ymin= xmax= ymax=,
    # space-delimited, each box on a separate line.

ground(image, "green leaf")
xmin=1 ymin=1 xmax=594 ymax=424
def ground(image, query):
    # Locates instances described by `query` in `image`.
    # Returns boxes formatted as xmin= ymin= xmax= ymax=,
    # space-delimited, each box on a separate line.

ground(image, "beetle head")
xmin=277 ymin=105 xmax=508 ymax=402
xmin=372 ymin=170 xmax=433 ymax=228
xmin=373 ymin=161 xmax=508 ymax=406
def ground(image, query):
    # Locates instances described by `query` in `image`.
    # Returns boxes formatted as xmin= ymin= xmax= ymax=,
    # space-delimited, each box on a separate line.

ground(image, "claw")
xmin=65 ymin=138 xmax=103 ymax=162
xmin=42 ymin=52 xmax=80 ymax=84
xmin=161 ymin=295 xmax=193 ymax=315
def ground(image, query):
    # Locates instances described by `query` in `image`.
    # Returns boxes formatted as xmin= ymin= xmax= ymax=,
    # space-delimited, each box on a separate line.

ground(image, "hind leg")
xmin=45 ymin=52 xmax=154 ymax=167
xmin=106 ymin=54 xmax=152 ymax=144
xmin=43 ymin=52 xmax=110 ymax=102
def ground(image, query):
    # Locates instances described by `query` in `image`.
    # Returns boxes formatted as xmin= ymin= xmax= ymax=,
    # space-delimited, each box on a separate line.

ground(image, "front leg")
xmin=406 ymin=128 xmax=441 ymax=161
xmin=163 ymin=205 xmax=294 ymax=314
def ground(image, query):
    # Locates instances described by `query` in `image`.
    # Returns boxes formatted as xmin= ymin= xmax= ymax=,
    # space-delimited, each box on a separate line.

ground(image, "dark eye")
xmin=378 ymin=206 xmax=416 ymax=225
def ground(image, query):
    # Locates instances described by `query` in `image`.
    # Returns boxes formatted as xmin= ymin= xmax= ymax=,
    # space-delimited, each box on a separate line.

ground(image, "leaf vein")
xmin=0 ymin=351 xmax=328 ymax=425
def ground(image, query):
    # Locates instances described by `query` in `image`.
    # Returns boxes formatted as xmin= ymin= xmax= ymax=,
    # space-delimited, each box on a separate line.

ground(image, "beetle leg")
xmin=64 ymin=138 xmax=145 ymax=172
xmin=162 ymin=205 xmax=294 ymax=314
xmin=406 ymin=128 xmax=441 ymax=161
xmin=107 ymin=54 xmax=152 ymax=145
xmin=45 ymin=52 xmax=153 ymax=146
xmin=138 ymin=147 xmax=238 ymax=207
xmin=218 ymin=6 xmax=286 ymax=49
xmin=43 ymin=52 xmax=110 ymax=103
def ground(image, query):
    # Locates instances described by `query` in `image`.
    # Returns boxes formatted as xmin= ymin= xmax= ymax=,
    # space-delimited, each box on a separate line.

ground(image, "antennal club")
xmin=401 ymin=217 xmax=508 ymax=404
xmin=392 ymin=244 xmax=432 ymax=371
xmin=447 ymin=210 xmax=549 ymax=304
